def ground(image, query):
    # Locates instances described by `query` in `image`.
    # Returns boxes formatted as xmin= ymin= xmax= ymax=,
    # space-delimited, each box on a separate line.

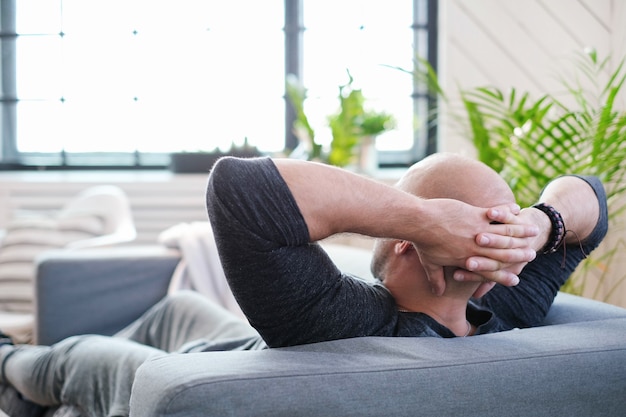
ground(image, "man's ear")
xmin=394 ymin=240 xmax=414 ymax=255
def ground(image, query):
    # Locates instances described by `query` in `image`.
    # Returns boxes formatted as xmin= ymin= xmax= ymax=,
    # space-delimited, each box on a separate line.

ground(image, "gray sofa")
xmin=35 ymin=245 xmax=626 ymax=417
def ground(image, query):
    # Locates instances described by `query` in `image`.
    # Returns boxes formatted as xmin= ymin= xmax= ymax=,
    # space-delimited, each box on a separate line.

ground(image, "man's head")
xmin=395 ymin=152 xmax=514 ymax=206
xmin=371 ymin=152 xmax=515 ymax=296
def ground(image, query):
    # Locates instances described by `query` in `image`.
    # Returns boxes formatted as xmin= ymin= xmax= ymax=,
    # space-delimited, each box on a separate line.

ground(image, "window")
xmin=0 ymin=0 xmax=437 ymax=169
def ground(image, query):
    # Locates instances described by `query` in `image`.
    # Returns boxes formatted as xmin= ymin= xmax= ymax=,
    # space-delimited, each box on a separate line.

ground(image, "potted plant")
xmin=327 ymin=71 xmax=396 ymax=171
xmin=286 ymin=71 xmax=395 ymax=172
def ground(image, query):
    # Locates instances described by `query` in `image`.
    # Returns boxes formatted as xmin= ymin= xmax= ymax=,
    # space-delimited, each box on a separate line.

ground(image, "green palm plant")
xmin=461 ymin=51 xmax=626 ymax=211
xmin=409 ymin=50 xmax=626 ymax=300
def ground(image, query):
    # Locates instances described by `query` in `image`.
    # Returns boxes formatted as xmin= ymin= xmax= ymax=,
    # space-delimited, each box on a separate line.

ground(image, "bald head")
xmin=370 ymin=153 xmax=514 ymax=282
xmin=396 ymin=153 xmax=514 ymax=208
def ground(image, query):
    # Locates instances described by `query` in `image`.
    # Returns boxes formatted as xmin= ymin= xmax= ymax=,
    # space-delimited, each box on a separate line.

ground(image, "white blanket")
xmin=158 ymin=221 xmax=244 ymax=319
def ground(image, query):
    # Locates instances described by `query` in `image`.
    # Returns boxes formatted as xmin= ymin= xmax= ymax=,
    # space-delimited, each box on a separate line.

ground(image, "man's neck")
xmin=413 ymin=294 xmax=472 ymax=336
xmin=391 ymin=280 xmax=478 ymax=337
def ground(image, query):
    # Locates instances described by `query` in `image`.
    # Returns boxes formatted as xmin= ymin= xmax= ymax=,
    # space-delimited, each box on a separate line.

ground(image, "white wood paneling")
xmin=439 ymin=0 xmax=623 ymax=154
xmin=612 ymin=0 xmax=626 ymax=103
xmin=0 ymin=171 xmax=210 ymax=245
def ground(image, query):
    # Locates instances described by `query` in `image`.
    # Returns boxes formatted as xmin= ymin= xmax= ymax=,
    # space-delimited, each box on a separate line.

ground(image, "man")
xmin=206 ymin=153 xmax=605 ymax=344
xmin=0 ymin=153 xmax=607 ymax=417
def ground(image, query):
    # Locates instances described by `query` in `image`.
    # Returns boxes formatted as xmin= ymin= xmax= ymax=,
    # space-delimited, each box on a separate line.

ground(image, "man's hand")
xmin=415 ymin=201 xmax=538 ymax=296
xmin=452 ymin=205 xmax=549 ymax=297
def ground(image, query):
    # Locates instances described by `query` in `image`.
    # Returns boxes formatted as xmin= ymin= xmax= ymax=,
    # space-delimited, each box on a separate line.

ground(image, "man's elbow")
xmin=207 ymin=156 xmax=244 ymax=197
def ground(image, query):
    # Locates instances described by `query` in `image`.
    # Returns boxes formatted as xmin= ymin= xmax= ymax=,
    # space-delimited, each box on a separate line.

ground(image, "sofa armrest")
xmin=34 ymin=246 xmax=181 ymax=345
xmin=131 ymin=317 xmax=626 ymax=417
xmin=543 ymin=291 xmax=626 ymax=325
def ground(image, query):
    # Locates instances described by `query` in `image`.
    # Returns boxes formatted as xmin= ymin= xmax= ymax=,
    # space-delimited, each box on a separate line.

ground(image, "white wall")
xmin=0 ymin=171 xmax=209 ymax=245
xmin=439 ymin=0 xmax=625 ymax=153
xmin=438 ymin=0 xmax=626 ymax=307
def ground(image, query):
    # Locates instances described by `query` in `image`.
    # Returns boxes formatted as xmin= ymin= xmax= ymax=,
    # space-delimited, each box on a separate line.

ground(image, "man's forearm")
xmin=273 ymin=158 xmax=426 ymax=242
xmin=536 ymin=175 xmax=602 ymax=245
xmin=517 ymin=175 xmax=605 ymax=255
xmin=498 ymin=175 xmax=604 ymax=255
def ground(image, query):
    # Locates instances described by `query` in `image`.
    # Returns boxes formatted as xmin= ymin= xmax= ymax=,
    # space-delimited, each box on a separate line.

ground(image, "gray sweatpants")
xmin=1 ymin=291 xmax=260 ymax=417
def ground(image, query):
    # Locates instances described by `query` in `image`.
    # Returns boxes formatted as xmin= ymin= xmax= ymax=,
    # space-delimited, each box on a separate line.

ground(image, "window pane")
xmin=16 ymin=0 xmax=285 ymax=154
xmin=17 ymin=36 xmax=63 ymax=99
xmin=17 ymin=100 xmax=64 ymax=152
xmin=303 ymin=0 xmax=414 ymax=151
xmin=16 ymin=0 xmax=62 ymax=34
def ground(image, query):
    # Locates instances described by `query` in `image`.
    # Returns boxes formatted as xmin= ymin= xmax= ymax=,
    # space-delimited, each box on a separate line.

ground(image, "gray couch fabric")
xmin=131 ymin=318 xmax=626 ymax=417
xmin=34 ymin=245 xmax=626 ymax=417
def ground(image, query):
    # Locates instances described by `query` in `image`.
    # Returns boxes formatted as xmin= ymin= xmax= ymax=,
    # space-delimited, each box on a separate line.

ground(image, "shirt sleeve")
xmin=477 ymin=175 xmax=609 ymax=329
xmin=206 ymin=157 xmax=397 ymax=347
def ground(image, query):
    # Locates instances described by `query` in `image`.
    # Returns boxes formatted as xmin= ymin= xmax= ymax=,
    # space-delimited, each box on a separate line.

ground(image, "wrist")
xmin=521 ymin=207 xmax=552 ymax=253
xmin=532 ymin=203 xmax=566 ymax=254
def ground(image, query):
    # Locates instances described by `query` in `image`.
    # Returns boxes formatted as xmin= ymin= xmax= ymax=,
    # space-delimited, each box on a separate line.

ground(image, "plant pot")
xmin=357 ymin=136 xmax=378 ymax=174
xmin=169 ymin=152 xmax=223 ymax=174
